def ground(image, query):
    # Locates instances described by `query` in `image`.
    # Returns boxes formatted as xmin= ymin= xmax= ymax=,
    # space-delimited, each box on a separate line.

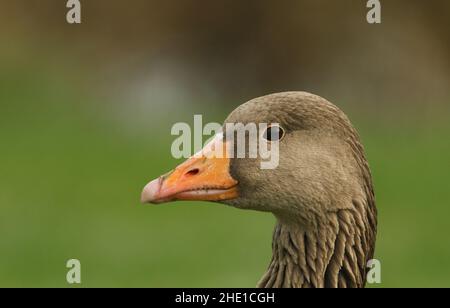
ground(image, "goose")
xmin=141 ymin=92 xmax=377 ymax=288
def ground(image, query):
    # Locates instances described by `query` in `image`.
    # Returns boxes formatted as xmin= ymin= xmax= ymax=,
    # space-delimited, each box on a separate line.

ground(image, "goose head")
xmin=141 ymin=92 xmax=377 ymax=288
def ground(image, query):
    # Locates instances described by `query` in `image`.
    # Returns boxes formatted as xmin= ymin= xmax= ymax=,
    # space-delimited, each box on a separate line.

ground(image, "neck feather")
xmin=257 ymin=200 xmax=376 ymax=288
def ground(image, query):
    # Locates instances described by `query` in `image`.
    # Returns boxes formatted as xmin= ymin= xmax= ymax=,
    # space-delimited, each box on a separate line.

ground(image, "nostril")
xmin=185 ymin=168 xmax=200 ymax=176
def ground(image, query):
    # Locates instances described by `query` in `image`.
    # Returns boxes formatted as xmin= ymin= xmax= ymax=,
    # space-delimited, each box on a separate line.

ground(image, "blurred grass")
xmin=1 ymin=66 xmax=450 ymax=288
xmin=0 ymin=66 xmax=275 ymax=288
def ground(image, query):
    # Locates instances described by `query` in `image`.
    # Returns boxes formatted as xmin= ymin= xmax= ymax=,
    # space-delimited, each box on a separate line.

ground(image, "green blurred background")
xmin=1 ymin=0 xmax=449 ymax=287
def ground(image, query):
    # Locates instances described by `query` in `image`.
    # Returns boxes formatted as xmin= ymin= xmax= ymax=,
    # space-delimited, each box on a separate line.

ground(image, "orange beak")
xmin=141 ymin=135 xmax=238 ymax=204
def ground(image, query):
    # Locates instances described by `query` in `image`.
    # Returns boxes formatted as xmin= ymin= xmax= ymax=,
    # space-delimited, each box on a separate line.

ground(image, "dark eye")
xmin=263 ymin=125 xmax=285 ymax=141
